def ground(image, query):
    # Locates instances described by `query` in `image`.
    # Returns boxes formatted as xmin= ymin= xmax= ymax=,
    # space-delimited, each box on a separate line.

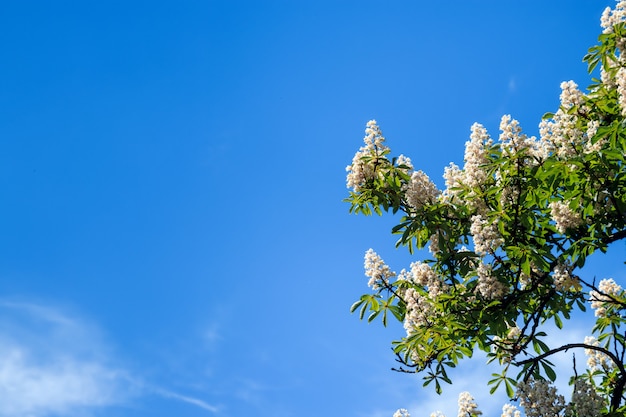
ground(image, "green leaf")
xmin=541 ymin=361 xmax=557 ymax=382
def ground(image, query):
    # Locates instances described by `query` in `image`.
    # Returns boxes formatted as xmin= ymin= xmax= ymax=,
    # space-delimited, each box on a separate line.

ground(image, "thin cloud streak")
xmin=152 ymin=387 xmax=219 ymax=413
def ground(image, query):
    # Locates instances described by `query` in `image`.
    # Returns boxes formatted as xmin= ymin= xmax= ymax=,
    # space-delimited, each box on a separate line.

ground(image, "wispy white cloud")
xmin=0 ymin=299 xmax=220 ymax=416
xmin=0 ymin=300 xmax=133 ymax=417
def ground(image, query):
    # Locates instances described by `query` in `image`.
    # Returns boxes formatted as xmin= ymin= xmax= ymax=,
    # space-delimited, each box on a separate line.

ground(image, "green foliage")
xmin=345 ymin=8 xmax=626 ymax=415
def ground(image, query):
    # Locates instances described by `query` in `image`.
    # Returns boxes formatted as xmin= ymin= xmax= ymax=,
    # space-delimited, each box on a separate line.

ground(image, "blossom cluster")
xmin=566 ymin=380 xmax=604 ymax=417
xmin=516 ymin=379 xmax=565 ymax=417
xmin=464 ymin=123 xmax=492 ymax=188
xmin=457 ymin=391 xmax=481 ymax=417
xmin=589 ymin=278 xmax=623 ymax=317
xmin=402 ymin=287 xmax=436 ymax=336
xmin=500 ymin=404 xmax=521 ymax=417
xmin=537 ymin=82 xmax=585 ymax=159
xmin=601 ymin=0 xmax=626 ymax=33
xmin=584 ymin=335 xmax=613 ymax=370
xmin=441 ymin=162 xmax=464 ymax=203
xmin=549 ymin=200 xmax=582 ymax=234
xmin=393 ymin=409 xmax=410 ymax=417
xmin=470 ymin=215 xmax=504 ymax=256
xmin=552 ymin=262 xmax=580 ymax=292
xmin=404 ymin=170 xmax=440 ymax=210
xmin=476 ymin=262 xmax=507 ymax=300
xmin=364 ymin=249 xmax=396 ymax=290
xmin=346 ymin=120 xmax=389 ymax=192
xmin=499 ymin=115 xmax=538 ymax=159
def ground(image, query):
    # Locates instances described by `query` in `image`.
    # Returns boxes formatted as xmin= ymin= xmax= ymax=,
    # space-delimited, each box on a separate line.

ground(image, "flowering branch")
xmin=346 ymin=1 xmax=626 ymax=416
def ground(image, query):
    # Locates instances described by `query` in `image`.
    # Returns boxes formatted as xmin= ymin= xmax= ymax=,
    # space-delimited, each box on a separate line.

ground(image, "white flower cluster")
xmin=560 ymin=80 xmax=585 ymax=109
xmin=501 ymin=404 xmax=521 ymax=417
xmin=396 ymin=154 xmax=414 ymax=171
xmin=407 ymin=261 xmax=434 ymax=285
xmin=589 ymin=278 xmax=623 ymax=317
xmin=476 ymin=262 xmax=508 ymax=300
xmin=584 ymin=335 xmax=613 ymax=370
xmin=442 ymin=162 xmax=464 ymax=203
xmin=399 ymin=261 xmax=448 ymax=335
xmin=549 ymin=200 xmax=582 ymax=234
xmin=584 ymin=119 xmax=605 ymax=154
xmin=499 ymin=115 xmax=538 ymax=160
xmin=393 ymin=409 xmax=410 ymax=417
xmin=566 ymin=380 xmax=605 ymax=417
xmin=516 ymin=379 xmax=565 ymax=417
xmin=538 ymin=81 xmax=585 ymax=160
xmin=470 ymin=215 xmax=504 ymax=255
xmin=599 ymin=1 xmax=626 ymax=114
xmin=429 ymin=231 xmax=441 ymax=255
xmin=404 ymin=170 xmax=440 ymax=210
xmin=440 ymin=123 xmax=493 ymax=205
xmin=346 ymin=120 xmax=389 ymax=192
xmin=457 ymin=391 xmax=482 ymax=417
xmin=402 ymin=287 xmax=436 ymax=336
xmin=364 ymin=249 xmax=396 ymax=290
xmin=617 ymin=67 xmax=626 ymax=117
xmin=552 ymin=262 xmax=580 ymax=292
xmin=498 ymin=174 xmax=521 ymax=208
xmin=601 ymin=0 xmax=626 ymax=33
xmin=464 ymin=123 xmax=492 ymax=188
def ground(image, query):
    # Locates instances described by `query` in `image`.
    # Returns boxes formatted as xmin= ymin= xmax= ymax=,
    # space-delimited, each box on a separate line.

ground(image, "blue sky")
xmin=0 ymin=1 xmax=622 ymax=416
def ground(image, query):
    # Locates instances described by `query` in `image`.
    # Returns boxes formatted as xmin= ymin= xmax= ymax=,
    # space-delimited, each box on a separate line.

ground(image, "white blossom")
xmin=501 ymin=404 xmax=521 ymax=417
xmin=584 ymin=120 xmax=605 ymax=154
xmin=499 ymin=115 xmax=537 ymax=159
xmin=552 ymin=262 xmax=580 ymax=292
xmin=442 ymin=162 xmax=465 ymax=203
xmin=403 ymin=287 xmax=436 ymax=335
xmin=549 ymin=200 xmax=582 ymax=233
xmin=617 ymin=67 xmax=626 ymax=117
xmin=566 ymin=380 xmax=604 ymax=417
xmin=507 ymin=326 xmax=521 ymax=340
xmin=560 ymin=80 xmax=584 ymax=109
xmin=393 ymin=409 xmax=410 ymax=417
xmin=404 ymin=170 xmax=440 ymax=210
xmin=589 ymin=278 xmax=623 ymax=317
xmin=537 ymin=81 xmax=585 ymax=159
xmin=516 ymin=379 xmax=565 ymax=417
xmin=401 ymin=263 xmax=447 ymax=331
xmin=476 ymin=262 xmax=507 ymax=300
xmin=601 ymin=1 xmax=626 ymax=33
xmin=584 ymin=336 xmax=613 ymax=370
xmin=463 ymin=123 xmax=492 ymax=188
xmin=346 ymin=120 xmax=390 ymax=191
xmin=408 ymin=261 xmax=437 ymax=285
xmin=396 ymin=154 xmax=413 ymax=171
xmin=457 ymin=392 xmax=481 ymax=417
xmin=428 ymin=231 xmax=441 ymax=255
xmin=470 ymin=215 xmax=504 ymax=255
xmin=363 ymin=249 xmax=396 ymax=290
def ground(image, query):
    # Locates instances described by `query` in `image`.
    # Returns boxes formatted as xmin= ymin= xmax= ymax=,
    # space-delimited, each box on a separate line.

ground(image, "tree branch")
xmin=514 ymin=343 xmax=626 ymax=411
